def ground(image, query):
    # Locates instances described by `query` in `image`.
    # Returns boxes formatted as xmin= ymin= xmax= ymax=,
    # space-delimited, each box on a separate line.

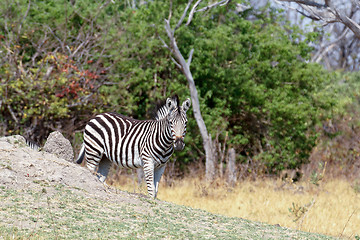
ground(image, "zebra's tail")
xmin=76 ymin=144 xmax=85 ymax=164
xmin=25 ymin=138 xmax=40 ymax=151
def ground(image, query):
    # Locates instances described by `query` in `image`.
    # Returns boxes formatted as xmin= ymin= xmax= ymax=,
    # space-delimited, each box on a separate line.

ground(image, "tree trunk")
xmin=179 ymin=54 xmax=216 ymax=181
xmin=226 ymin=148 xmax=237 ymax=186
xmin=162 ymin=1 xmax=230 ymax=181
xmin=205 ymin=133 xmax=216 ymax=180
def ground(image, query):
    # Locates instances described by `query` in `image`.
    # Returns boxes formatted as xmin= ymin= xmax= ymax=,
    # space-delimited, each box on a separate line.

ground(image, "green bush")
xmin=0 ymin=52 xmax=106 ymax=141
xmin=0 ymin=0 xmax=332 ymax=175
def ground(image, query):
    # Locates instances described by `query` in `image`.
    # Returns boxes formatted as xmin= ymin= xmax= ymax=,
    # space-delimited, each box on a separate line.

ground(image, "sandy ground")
xmin=0 ymin=135 xmax=146 ymax=206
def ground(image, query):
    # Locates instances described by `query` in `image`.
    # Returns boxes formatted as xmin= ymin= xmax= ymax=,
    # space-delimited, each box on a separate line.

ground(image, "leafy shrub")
xmin=0 ymin=52 xmax=106 ymax=142
xmin=307 ymin=71 xmax=360 ymax=179
xmin=0 ymin=0 xmax=332 ymax=176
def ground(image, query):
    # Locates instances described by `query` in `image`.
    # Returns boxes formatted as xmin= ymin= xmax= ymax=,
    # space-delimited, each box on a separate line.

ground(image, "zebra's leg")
xmin=85 ymin=151 xmax=102 ymax=173
xmin=142 ymin=157 xmax=156 ymax=198
xmin=154 ymin=165 xmax=166 ymax=198
xmin=97 ymin=157 xmax=112 ymax=183
xmin=83 ymin=146 xmax=107 ymax=184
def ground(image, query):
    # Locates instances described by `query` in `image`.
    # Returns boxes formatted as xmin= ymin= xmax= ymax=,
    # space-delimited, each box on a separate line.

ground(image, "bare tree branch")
xmin=187 ymin=48 xmax=194 ymax=66
xmin=171 ymin=56 xmax=182 ymax=69
xmin=196 ymin=0 xmax=230 ymax=12
xmin=295 ymin=8 xmax=321 ymax=20
xmin=18 ymin=0 xmax=31 ymax=36
xmin=336 ymin=10 xmax=360 ymax=38
xmin=159 ymin=36 xmax=172 ymax=52
xmin=312 ymin=28 xmax=350 ymax=63
xmin=298 ymin=4 xmax=337 ymax=22
xmin=7 ymin=105 xmax=19 ymax=124
xmin=277 ymin=0 xmax=360 ymax=39
xmin=47 ymin=26 xmax=65 ymax=53
xmin=186 ymin=0 xmax=230 ymax=26
xmin=278 ymin=0 xmax=326 ymax=8
xmin=163 ymin=1 xmax=230 ymax=180
xmin=175 ymin=0 xmax=193 ymax=31
xmin=186 ymin=0 xmax=202 ymax=26
xmin=277 ymin=0 xmax=360 ymax=70
xmin=168 ymin=0 xmax=173 ymax=21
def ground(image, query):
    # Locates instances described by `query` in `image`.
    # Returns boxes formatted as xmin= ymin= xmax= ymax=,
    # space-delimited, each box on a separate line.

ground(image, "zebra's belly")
xmin=152 ymin=154 xmax=171 ymax=169
xmin=108 ymin=146 xmax=143 ymax=169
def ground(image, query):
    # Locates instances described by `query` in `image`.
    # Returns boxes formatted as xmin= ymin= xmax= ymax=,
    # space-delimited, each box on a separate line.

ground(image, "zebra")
xmin=76 ymin=95 xmax=191 ymax=198
xmin=24 ymin=138 xmax=40 ymax=151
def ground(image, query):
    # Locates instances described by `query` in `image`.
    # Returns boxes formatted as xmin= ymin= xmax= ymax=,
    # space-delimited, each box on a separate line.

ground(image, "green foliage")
xmin=0 ymin=0 xmax=131 ymax=142
xmin=0 ymin=0 xmax=332 ymax=175
xmin=175 ymin=5 xmax=327 ymax=173
xmin=99 ymin=1 xmax=330 ymax=173
xmin=0 ymin=52 xmax=105 ymax=141
xmin=309 ymin=71 xmax=360 ymax=178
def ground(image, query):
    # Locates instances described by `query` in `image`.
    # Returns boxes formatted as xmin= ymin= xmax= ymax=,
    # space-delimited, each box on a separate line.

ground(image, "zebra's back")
xmin=83 ymin=112 xmax=151 ymax=170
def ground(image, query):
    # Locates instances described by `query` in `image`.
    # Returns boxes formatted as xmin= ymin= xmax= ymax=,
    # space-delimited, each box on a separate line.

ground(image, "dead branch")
xmin=187 ymin=0 xmax=202 ymax=25
xmin=175 ymin=0 xmax=194 ymax=31
xmin=187 ymin=48 xmax=194 ymax=66
xmin=277 ymin=0 xmax=360 ymax=39
xmin=7 ymin=105 xmax=19 ymax=124
xmin=312 ymin=28 xmax=350 ymax=63
xmin=17 ymin=0 xmax=31 ymax=36
xmin=186 ymin=0 xmax=230 ymax=26
xmin=278 ymin=0 xmax=326 ymax=8
xmin=162 ymin=1 xmax=229 ymax=180
xmin=196 ymin=0 xmax=230 ymax=12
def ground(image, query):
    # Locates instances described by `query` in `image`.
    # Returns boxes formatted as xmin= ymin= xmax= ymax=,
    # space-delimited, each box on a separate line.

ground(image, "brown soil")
xmin=0 ymin=135 xmax=151 ymax=206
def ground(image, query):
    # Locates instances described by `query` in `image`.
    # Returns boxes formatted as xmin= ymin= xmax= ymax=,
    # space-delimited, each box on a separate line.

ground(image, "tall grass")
xmin=112 ymin=176 xmax=360 ymax=238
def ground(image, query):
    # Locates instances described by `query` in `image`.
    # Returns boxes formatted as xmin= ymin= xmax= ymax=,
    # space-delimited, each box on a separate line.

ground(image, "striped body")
xmin=77 ymin=96 xmax=191 ymax=198
xmin=84 ymin=113 xmax=174 ymax=169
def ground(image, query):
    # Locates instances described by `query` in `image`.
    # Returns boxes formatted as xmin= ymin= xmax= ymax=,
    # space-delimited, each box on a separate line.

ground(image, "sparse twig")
xmin=175 ymin=0 xmax=193 ymax=31
xmin=196 ymin=0 xmax=230 ymax=12
xmin=17 ymin=0 xmax=31 ymax=36
xmin=312 ymin=28 xmax=349 ymax=63
xmin=7 ymin=105 xmax=19 ymax=124
xmin=186 ymin=0 xmax=202 ymax=25
xmin=187 ymin=48 xmax=194 ymax=66
xmin=277 ymin=0 xmax=360 ymax=39
xmin=298 ymin=197 xmax=316 ymax=229
xmin=186 ymin=0 xmax=230 ymax=26
xmin=339 ymin=209 xmax=357 ymax=238
xmin=277 ymin=0 xmax=326 ymax=8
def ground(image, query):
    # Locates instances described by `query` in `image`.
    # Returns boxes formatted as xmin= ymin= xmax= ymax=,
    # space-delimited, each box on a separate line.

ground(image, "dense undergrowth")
xmin=1 ymin=0 xmax=360 ymax=179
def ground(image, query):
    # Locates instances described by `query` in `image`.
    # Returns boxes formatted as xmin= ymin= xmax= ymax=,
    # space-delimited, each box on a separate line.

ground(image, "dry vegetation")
xmin=0 ymin=135 xmax=334 ymax=239
xmin=112 ymin=175 xmax=360 ymax=239
xmin=110 ymin=103 xmax=360 ymax=239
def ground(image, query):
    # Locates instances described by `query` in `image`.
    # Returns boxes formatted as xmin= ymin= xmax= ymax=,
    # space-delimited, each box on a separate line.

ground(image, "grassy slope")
xmin=0 ymin=184 xmax=335 ymax=240
xmin=155 ymin=178 xmax=360 ymax=238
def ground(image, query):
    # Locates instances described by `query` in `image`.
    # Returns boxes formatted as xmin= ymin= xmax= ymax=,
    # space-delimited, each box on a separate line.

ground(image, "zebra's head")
xmin=165 ymin=96 xmax=191 ymax=151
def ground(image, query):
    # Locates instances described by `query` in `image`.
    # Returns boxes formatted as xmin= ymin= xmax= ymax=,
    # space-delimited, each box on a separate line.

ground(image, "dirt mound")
xmin=0 ymin=136 xmax=335 ymax=239
xmin=0 ymin=135 xmax=145 ymax=205
xmin=42 ymin=131 xmax=74 ymax=162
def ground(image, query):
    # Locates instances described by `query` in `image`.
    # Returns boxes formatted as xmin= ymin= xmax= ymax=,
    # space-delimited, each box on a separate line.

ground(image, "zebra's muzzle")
xmin=174 ymin=138 xmax=185 ymax=151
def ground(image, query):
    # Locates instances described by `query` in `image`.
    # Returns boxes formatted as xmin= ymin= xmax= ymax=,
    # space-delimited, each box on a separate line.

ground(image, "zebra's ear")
xmin=166 ymin=97 xmax=177 ymax=112
xmin=182 ymin=98 xmax=191 ymax=112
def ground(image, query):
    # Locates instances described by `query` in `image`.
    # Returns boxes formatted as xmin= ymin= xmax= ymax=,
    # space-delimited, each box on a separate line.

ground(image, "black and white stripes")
xmin=25 ymin=138 xmax=40 ymax=151
xmin=76 ymin=95 xmax=191 ymax=198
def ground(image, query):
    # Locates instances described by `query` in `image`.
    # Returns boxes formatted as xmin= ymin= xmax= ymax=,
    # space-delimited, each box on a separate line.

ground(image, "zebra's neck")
xmin=152 ymin=118 xmax=174 ymax=154
xmin=155 ymin=105 xmax=169 ymax=120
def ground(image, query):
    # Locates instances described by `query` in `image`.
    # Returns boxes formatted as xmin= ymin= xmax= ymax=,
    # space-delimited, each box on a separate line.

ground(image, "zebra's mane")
xmin=153 ymin=95 xmax=179 ymax=120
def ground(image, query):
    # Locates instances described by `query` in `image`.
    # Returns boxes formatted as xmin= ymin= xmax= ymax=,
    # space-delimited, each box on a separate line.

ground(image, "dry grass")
xmin=113 ymin=176 xmax=360 ymax=239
